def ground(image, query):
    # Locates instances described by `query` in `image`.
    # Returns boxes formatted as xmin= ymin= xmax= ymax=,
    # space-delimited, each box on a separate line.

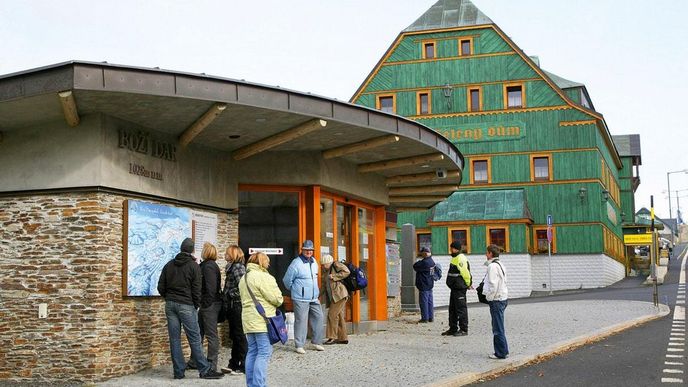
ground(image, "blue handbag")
xmin=245 ymin=272 xmax=288 ymax=345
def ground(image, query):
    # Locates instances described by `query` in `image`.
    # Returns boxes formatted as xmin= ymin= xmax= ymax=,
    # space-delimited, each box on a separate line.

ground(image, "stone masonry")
xmin=0 ymin=192 xmax=237 ymax=383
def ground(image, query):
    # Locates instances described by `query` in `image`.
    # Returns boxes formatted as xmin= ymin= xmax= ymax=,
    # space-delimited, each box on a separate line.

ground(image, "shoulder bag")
xmin=476 ymin=261 xmax=505 ymax=304
xmin=245 ymin=271 xmax=288 ymax=345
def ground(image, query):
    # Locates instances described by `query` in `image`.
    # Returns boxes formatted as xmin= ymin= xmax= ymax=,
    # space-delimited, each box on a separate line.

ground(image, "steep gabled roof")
xmin=404 ymin=0 xmax=493 ymax=32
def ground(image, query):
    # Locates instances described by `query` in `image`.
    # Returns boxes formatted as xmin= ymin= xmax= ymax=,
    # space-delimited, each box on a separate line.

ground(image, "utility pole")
xmin=650 ymin=196 xmax=658 ymax=307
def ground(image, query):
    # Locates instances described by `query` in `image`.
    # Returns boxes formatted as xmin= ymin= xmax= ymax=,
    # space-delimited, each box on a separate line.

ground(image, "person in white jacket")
xmin=484 ymin=244 xmax=509 ymax=359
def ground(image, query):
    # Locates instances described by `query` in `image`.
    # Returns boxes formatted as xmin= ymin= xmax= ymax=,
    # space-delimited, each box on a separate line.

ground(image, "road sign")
xmin=547 ymin=227 xmax=553 ymax=243
xmin=249 ymin=247 xmax=284 ymax=255
xmin=623 ymin=234 xmax=652 ymax=245
xmin=547 ymin=214 xmax=553 ymax=226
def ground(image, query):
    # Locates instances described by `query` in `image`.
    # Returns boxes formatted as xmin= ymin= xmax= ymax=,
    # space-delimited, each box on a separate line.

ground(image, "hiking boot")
xmin=441 ymin=329 xmax=457 ymax=336
xmin=453 ymin=331 xmax=468 ymax=336
xmin=200 ymin=370 xmax=224 ymax=379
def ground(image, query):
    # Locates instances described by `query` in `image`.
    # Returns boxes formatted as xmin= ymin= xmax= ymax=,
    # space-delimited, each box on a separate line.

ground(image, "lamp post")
xmin=666 ymin=169 xmax=688 ymax=245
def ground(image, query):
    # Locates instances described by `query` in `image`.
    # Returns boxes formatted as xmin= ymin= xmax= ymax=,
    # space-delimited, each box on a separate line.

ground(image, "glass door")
xmin=358 ymin=208 xmax=374 ymax=321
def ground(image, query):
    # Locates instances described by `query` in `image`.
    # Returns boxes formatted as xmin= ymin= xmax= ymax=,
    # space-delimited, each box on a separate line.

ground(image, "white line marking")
xmin=671 ymin=333 xmax=685 ymax=336
xmin=668 ymin=342 xmax=683 ymax=346
xmin=665 ymin=361 xmax=684 ymax=366
xmin=662 ymin=377 xmax=684 ymax=383
xmin=663 ymin=369 xmax=684 ymax=374
xmin=667 ymin=348 xmax=684 ymax=352
xmin=673 ymin=305 xmax=685 ymax=320
xmin=667 ymin=354 xmax=683 ymax=358
xmin=669 ymin=337 xmax=684 ymax=341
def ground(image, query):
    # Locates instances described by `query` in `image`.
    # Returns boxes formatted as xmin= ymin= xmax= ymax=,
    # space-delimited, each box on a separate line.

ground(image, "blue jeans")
xmin=418 ymin=290 xmax=434 ymax=321
xmin=246 ymin=332 xmax=272 ymax=387
xmin=164 ymin=300 xmax=210 ymax=378
xmin=489 ymin=300 xmax=509 ymax=358
xmin=292 ymin=300 xmax=324 ymax=348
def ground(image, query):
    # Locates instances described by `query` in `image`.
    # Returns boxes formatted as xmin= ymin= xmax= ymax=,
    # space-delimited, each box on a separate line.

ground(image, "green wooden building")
xmin=351 ymin=0 xmax=639 ymax=298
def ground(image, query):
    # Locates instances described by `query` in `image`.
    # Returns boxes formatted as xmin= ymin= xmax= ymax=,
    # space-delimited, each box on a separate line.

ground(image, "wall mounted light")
xmin=602 ymin=189 xmax=609 ymax=202
xmin=578 ymin=187 xmax=587 ymax=202
xmin=621 ymin=212 xmax=626 ymax=222
xmin=443 ymin=83 xmax=453 ymax=109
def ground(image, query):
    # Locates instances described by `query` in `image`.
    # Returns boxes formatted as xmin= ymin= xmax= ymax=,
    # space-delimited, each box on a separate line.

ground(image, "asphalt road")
xmin=470 ymin=244 xmax=687 ymax=386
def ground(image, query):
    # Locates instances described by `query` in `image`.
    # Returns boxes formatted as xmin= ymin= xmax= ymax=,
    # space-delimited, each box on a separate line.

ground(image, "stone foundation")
xmin=0 ymin=191 xmax=237 ymax=383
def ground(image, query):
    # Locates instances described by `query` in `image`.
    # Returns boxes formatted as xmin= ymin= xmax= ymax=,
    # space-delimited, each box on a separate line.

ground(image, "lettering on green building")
xmin=438 ymin=122 xmax=526 ymax=143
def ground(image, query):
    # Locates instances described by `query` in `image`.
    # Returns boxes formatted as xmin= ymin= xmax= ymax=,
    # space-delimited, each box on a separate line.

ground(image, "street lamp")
xmin=667 ymin=169 xmax=688 ymax=244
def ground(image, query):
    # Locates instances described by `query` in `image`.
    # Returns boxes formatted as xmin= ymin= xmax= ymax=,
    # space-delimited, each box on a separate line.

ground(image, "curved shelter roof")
xmin=0 ymin=61 xmax=464 ymax=209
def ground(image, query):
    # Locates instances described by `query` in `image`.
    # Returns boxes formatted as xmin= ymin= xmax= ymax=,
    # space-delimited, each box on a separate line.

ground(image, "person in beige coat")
xmin=320 ymin=254 xmax=350 ymax=344
xmin=239 ymin=252 xmax=283 ymax=387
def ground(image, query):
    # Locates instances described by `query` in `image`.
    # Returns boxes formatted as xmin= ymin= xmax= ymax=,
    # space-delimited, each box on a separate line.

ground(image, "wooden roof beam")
xmin=179 ymin=103 xmax=227 ymax=147
xmin=322 ymin=135 xmax=400 ymax=159
xmin=58 ymin=91 xmax=80 ymax=127
xmin=389 ymin=185 xmax=459 ymax=196
xmin=386 ymin=170 xmax=461 ymax=186
xmin=359 ymin=153 xmax=445 ymax=173
xmin=389 ymin=195 xmax=447 ymax=203
xmin=233 ymin=119 xmax=327 ymax=161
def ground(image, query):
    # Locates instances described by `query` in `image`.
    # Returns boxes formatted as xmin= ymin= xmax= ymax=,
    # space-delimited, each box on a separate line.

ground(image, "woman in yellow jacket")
xmin=239 ymin=252 xmax=283 ymax=387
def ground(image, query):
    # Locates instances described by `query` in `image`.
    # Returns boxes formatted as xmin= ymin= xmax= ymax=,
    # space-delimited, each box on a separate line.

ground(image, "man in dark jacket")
xmin=413 ymin=246 xmax=436 ymax=323
xmin=442 ymin=241 xmax=472 ymax=336
xmin=157 ymin=238 xmax=223 ymax=380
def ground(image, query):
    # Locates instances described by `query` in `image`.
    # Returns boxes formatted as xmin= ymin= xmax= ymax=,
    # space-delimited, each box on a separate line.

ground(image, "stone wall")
xmin=531 ymin=254 xmax=625 ymax=291
xmin=0 ymin=191 xmax=237 ymax=383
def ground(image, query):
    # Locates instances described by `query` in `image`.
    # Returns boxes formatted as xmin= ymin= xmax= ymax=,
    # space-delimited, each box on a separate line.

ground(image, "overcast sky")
xmin=2 ymin=0 xmax=686 ymax=220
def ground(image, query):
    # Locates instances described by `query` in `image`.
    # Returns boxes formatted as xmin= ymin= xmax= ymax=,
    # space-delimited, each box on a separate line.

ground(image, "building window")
xmin=530 ymin=154 xmax=552 ymax=181
xmin=448 ymin=227 xmax=470 ymax=254
xmin=459 ymin=38 xmax=473 ymax=56
xmin=470 ymin=158 xmax=490 ymax=184
xmin=417 ymin=91 xmax=431 ymax=115
xmin=533 ymin=226 xmax=556 ymax=254
xmin=423 ymin=41 xmax=436 ymax=59
xmin=417 ymin=232 xmax=431 ymax=254
xmin=487 ymin=226 xmax=509 ymax=252
xmin=504 ymin=84 xmax=524 ymax=109
xmin=580 ymin=89 xmax=591 ymax=109
xmin=376 ymin=94 xmax=396 ymax=114
xmin=468 ymin=87 xmax=482 ymax=112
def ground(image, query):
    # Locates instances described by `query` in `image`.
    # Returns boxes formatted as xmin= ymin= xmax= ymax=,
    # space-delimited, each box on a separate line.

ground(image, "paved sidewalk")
xmin=98 ymin=300 xmax=668 ymax=387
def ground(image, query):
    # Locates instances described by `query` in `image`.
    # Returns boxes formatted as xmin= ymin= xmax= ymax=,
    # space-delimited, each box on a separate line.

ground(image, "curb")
xmin=429 ymin=303 xmax=671 ymax=387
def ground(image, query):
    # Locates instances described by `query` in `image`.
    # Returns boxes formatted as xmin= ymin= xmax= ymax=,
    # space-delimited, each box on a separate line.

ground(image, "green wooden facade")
xmin=354 ymin=0 xmax=631 ymax=262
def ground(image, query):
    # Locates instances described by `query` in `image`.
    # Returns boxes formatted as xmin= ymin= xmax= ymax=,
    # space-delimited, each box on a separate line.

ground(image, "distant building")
xmin=352 ymin=0 xmax=639 ymax=300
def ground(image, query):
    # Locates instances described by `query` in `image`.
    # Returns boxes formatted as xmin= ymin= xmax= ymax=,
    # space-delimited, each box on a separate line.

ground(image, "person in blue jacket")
xmin=282 ymin=240 xmax=325 ymax=354
xmin=413 ymin=246 xmax=436 ymax=323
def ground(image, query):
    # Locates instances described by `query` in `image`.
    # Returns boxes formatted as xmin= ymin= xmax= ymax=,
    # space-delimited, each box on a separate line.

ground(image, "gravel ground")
xmin=96 ymin=300 xmax=662 ymax=387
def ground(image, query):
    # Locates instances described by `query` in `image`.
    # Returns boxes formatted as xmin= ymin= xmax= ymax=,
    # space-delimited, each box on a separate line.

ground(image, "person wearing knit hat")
xmin=320 ymin=254 xmax=350 ymax=345
xmin=441 ymin=241 xmax=472 ymax=337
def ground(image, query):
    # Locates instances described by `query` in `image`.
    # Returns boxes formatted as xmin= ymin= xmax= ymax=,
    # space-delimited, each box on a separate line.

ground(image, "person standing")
xmin=221 ymin=245 xmax=248 ymax=375
xmin=442 ymin=242 xmax=472 ymax=336
xmin=484 ymin=244 xmax=509 ymax=359
xmin=282 ymin=240 xmax=325 ymax=354
xmin=240 ymin=252 xmax=283 ymax=387
xmin=157 ymin=238 xmax=224 ymax=380
xmin=413 ymin=246 xmax=435 ymax=323
xmin=320 ymin=254 xmax=350 ymax=345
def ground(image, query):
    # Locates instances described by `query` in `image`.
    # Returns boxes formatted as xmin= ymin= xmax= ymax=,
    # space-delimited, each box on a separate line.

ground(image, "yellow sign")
xmin=623 ymin=234 xmax=652 ymax=245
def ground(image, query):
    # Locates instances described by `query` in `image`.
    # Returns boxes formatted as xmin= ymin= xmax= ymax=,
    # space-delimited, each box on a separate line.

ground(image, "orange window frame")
xmin=447 ymin=227 xmax=471 ymax=254
xmin=422 ymin=40 xmax=436 ymax=59
xmin=530 ymin=153 xmax=553 ymax=182
xmin=376 ymin=93 xmax=396 ymax=114
xmin=504 ymin=82 xmax=526 ymax=109
xmin=467 ymin=86 xmax=482 ymax=112
xmin=533 ymin=226 xmax=556 ymax=254
xmin=486 ymin=226 xmax=510 ymax=252
xmin=458 ymin=37 xmax=474 ymax=56
xmin=470 ymin=157 xmax=491 ymax=185
xmin=416 ymin=90 xmax=432 ymax=115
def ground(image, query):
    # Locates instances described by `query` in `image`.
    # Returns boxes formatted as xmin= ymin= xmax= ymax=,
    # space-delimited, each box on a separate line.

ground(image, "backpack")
xmin=341 ymin=262 xmax=368 ymax=294
xmin=431 ymin=263 xmax=442 ymax=281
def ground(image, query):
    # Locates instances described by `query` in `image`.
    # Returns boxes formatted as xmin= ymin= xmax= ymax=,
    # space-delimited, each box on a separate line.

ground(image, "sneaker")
xmin=200 ymin=370 xmax=224 ymax=379
xmin=173 ymin=375 xmax=185 ymax=380
xmin=312 ymin=344 xmax=325 ymax=351
xmin=488 ymin=353 xmax=507 ymax=359
xmin=418 ymin=319 xmax=428 ymax=323
xmin=453 ymin=331 xmax=468 ymax=337
xmin=441 ymin=330 xmax=457 ymax=336
xmin=220 ymin=366 xmax=232 ymax=374
xmin=229 ymin=369 xmax=244 ymax=376
xmin=334 ymin=340 xmax=349 ymax=344
xmin=295 ymin=347 xmax=306 ymax=354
